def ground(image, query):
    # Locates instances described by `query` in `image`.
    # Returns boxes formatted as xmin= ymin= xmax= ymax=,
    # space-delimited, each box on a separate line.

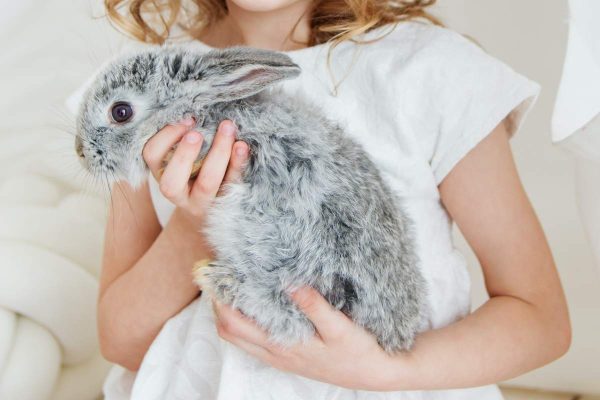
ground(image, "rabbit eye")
xmin=110 ymin=102 xmax=134 ymax=123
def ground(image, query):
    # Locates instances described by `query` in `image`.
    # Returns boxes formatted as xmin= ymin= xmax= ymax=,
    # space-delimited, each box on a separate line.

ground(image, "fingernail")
xmin=236 ymin=144 xmax=248 ymax=157
xmin=222 ymin=121 xmax=236 ymax=137
xmin=285 ymin=285 xmax=299 ymax=295
xmin=180 ymin=117 xmax=195 ymax=127
xmin=293 ymin=287 xmax=313 ymax=301
xmin=185 ymin=131 xmax=202 ymax=144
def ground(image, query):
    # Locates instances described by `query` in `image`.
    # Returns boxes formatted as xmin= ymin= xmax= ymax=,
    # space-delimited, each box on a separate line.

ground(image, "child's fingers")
xmin=158 ymin=131 xmax=204 ymax=205
xmin=143 ymin=119 xmax=195 ymax=179
xmin=289 ymin=287 xmax=351 ymax=343
xmin=215 ymin=320 xmax=277 ymax=366
xmin=212 ymin=300 xmax=272 ymax=348
xmin=220 ymin=141 xmax=249 ymax=190
xmin=190 ymin=120 xmax=236 ymax=200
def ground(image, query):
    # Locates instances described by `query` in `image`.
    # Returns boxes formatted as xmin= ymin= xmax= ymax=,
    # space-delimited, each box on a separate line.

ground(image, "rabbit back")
xmin=196 ymin=92 xmax=427 ymax=352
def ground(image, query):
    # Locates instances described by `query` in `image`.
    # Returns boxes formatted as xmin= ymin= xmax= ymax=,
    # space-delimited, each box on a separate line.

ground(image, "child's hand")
xmin=211 ymin=287 xmax=401 ymax=391
xmin=143 ymin=118 xmax=249 ymax=226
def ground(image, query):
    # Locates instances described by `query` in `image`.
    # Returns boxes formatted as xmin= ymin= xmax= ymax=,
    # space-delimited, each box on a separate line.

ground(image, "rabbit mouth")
xmin=75 ymin=138 xmax=114 ymax=178
xmin=81 ymin=156 xmax=118 ymax=181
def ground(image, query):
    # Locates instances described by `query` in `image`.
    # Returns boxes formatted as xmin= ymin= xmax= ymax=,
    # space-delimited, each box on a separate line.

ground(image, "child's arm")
xmin=385 ymin=120 xmax=571 ymax=389
xmin=98 ymin=121 xmax=248 ymax=371
xmin=211 ymin=121 xmax=571 ymax=390
xmin=98 ymin=179 xmax=202 ymax=372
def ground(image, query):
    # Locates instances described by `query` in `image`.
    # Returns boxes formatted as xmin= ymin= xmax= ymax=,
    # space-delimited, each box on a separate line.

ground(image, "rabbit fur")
xmin=75 ymin=45 xmax=428 ymax=352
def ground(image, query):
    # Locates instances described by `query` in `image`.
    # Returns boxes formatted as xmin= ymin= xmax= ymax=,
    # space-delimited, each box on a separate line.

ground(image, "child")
xmin=93 ymin=1 xmax=571 ymax=398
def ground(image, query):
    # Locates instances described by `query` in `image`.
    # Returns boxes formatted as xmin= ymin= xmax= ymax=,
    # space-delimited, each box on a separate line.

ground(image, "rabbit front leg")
xmin=158 ymin=119 xmax=216 ymax=180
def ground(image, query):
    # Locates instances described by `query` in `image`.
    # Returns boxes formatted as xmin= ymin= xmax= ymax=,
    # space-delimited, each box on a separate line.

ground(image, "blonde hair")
xmin=104 ymin=0 xmax=440 ymax=47
xmin=104 ymin=1 xmax=441 ymax=93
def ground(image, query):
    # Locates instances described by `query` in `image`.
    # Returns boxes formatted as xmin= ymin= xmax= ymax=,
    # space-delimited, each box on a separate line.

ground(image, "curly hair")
xmin=104 ymin=0 xmax=440 ymax=46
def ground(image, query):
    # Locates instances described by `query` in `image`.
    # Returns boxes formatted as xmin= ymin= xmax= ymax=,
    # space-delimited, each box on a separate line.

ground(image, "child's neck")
xmin=199 ymin=1 xmax=312 ymax=51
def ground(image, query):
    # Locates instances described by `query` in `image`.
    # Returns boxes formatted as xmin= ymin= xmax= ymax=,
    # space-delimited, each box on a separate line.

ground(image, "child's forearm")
xmin=98 ymin=208 xmax=209 ymax=370
xmin=381 ymin=295 xmax=571 ymax=391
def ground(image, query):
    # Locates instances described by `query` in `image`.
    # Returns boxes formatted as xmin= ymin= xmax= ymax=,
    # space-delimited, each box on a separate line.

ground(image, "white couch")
xmin=0 ymin=1 xmax=127 ymax=398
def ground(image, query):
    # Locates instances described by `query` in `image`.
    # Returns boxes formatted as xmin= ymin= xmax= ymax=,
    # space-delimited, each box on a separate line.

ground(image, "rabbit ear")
xmin=192 ymin=47 xmax=301 ymax=103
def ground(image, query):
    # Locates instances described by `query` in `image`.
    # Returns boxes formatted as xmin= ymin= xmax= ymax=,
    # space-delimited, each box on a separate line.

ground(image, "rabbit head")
xmin=75 ymin=46 xmax=301 ymax=188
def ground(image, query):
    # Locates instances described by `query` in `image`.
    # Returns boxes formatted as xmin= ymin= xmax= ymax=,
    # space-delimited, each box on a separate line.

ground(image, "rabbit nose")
xmin=75 ymin=136 xmax=85 ymax=159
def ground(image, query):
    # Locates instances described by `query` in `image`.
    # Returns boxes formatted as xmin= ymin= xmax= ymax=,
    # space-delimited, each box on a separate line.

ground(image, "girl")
xmin=94 ymin=0 xmax=571 ymax=398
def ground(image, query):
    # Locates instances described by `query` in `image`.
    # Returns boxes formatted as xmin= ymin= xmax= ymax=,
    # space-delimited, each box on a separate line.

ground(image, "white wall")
xmin=432 ymin=0 xmax=600 ymax=394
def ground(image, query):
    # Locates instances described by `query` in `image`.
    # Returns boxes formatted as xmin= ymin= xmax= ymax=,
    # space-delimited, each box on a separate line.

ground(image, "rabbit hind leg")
xmin=193 ymin=259 xmax=241 ymax=305
xmin=351 ymin=282 xmax=423 ymax=353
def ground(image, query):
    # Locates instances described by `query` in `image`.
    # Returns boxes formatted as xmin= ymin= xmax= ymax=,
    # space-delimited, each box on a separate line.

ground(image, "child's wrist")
xmin=164 ymin=208 xmax=212 ymax=258
xmin=375 ymin=351 xmax=418 ymax=391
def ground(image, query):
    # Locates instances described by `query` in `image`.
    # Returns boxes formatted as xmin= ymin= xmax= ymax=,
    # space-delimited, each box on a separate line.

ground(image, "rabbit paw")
xmin=193 ymin=259 xmax=238 ymax=304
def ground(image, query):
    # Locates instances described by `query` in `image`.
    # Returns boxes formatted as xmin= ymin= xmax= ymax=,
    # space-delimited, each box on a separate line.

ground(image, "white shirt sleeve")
xmin=551 ymin=0 xmax=600 ymax=142
xmin=407 ymin=27 xmax=540 ymax=184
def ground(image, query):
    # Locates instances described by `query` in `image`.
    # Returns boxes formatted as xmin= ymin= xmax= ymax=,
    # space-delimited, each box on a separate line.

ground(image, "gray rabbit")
xmin=75 ymin=46 xmax=428 ymax=352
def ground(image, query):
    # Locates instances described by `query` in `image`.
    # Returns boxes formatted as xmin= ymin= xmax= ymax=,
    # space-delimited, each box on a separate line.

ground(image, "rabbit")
xmin=74 ymin=45 xmax=428 ymax=353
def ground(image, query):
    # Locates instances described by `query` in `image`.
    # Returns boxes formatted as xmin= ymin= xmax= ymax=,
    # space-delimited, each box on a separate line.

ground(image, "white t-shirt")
xmin=552 ymin=0 xmax=600 ymax=142
xmin=75 ymin=21 xmax=539 ymax=400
